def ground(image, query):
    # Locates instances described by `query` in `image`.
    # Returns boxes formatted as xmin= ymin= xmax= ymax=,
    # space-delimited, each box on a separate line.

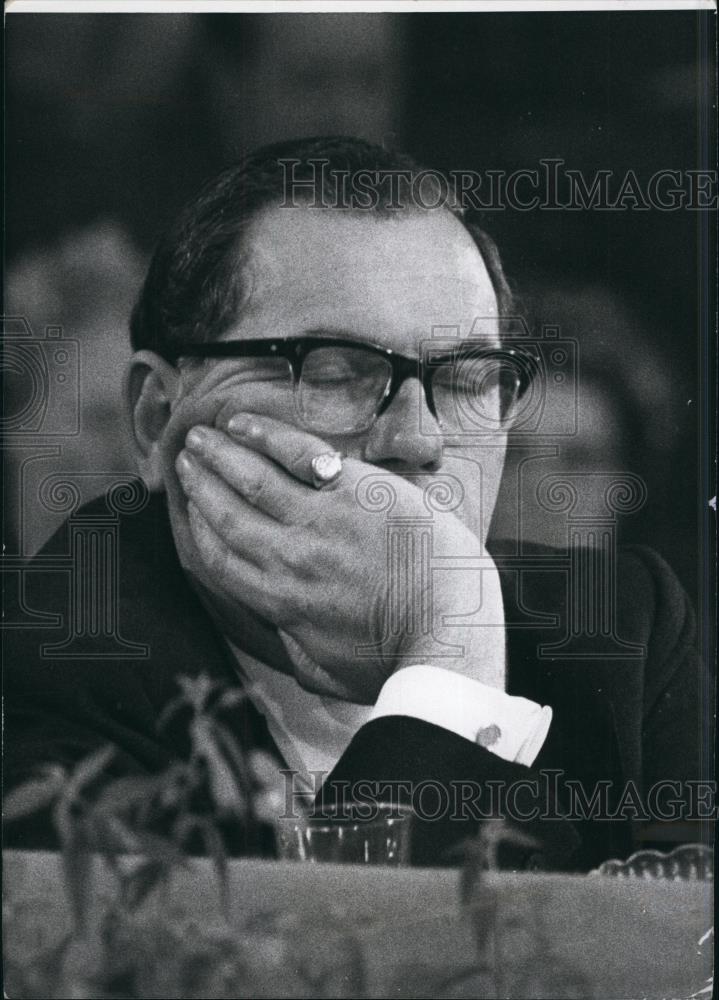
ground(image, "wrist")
xmin=396 ymin=627 xmax=506 ymax=691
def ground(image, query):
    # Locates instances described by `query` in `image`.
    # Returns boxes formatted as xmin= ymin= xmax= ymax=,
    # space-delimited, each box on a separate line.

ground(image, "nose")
xmin=363 ymin=377 xmax=444 ymax=472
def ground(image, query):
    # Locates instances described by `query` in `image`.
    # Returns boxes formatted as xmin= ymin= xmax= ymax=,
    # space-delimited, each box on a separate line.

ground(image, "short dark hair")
xmin=130 ymin=136 xmax=515 ymax=360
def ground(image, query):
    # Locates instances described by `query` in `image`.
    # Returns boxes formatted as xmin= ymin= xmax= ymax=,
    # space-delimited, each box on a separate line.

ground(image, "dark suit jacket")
xmin=3 ymin=493 xmax=710 ymax=870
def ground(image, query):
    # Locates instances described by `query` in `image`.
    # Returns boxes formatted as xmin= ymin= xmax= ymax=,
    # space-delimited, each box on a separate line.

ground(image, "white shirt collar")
xmin=225 ymin=639 xmax=372 ymax=789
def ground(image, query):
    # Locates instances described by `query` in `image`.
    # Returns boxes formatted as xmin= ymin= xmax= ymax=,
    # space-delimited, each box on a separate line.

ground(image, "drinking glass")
xmin=277 ymin=803 xmax=413 ymax=866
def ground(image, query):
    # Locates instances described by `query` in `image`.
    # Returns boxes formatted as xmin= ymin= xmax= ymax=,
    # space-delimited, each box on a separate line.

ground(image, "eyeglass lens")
xmin=297 ymin=344 xmax=523 ymax=434
xmin=299 ymin=345 xmax=393 ymax=434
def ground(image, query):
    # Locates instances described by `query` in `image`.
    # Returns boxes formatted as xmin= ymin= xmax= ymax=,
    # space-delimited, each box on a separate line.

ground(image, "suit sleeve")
xmin=321 ymin=545 xmax=709 ymax=871
xmin=318 ymin=716 xmax=582 ymax=870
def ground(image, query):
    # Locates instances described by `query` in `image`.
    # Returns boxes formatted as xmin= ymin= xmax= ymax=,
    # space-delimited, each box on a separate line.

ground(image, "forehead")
xmin=224 ymin=205 xmax=500 ymax=351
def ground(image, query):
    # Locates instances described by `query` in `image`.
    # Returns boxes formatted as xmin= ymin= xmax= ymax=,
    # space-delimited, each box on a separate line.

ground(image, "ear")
xmin=123 ymin=351 xmax=181 ymax=492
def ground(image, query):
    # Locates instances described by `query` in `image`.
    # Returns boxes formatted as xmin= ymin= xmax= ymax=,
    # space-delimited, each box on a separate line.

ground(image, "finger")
xmin=186 ymin=500 xmax=274 ymax=618
xmin=219 ymin=413 xmax=345 ymax=490
xmin=177 ymin=450 xmax=285 ymax=559
xmin=182 ymin=429 xmax=310 ymax=522
xmin=278 ymin=629 xmax=362 ymax=701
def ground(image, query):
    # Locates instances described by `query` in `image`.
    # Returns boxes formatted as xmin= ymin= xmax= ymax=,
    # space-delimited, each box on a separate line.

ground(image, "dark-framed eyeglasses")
xmin=167 ymin=336 xmax=540 ymax=436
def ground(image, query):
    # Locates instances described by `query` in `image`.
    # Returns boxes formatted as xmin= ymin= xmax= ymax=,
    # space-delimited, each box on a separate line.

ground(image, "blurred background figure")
xmin=3 ymin=223 xmax=145 ymax=554
xmin=4 ymin=10 xmax=714 ymax=603
xmin=493 ymin=283 xmax=684 ymax=554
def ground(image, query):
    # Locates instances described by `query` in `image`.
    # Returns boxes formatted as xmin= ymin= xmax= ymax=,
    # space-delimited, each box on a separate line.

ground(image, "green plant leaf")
xmin=58 ymin=828 xmax=94 ymax=934
xmin=216 ymin=687 xmax=246 ymax=710
xmin=92 ymin=773 xmax=165 ymax=814
xmin=156 ymin=693 xmax=185 ymax=731
xmin=124 ymin=829 xmax=185 ymax=865
xmin=63 ymin=744 xmax=117 ymax=803
xmin=191 ymin=717 xmax=246 ymax=815
xmin=3 ymin=766 xmax=66 ymax=820
xmin=198 ymin=818 xmax=230 ymax=923
xmin=170 ymin=812 xmax=230 ymax=920
xmin=177 ymin=673 xmax=217 ymax=713
xmin=155 ymin=761 xmax=196 ymax=812
xmin=121 ymin=859 xmax=169 ymax=912
xmin=213 ymin=720 xmax=254 ymax=796
xmin=95 ymin=813 xmax=146 ymax=855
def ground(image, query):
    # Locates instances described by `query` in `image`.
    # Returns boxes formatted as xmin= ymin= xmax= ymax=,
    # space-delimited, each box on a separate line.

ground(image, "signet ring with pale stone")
xmin=310 ymin=452 xmax=344 ymax=489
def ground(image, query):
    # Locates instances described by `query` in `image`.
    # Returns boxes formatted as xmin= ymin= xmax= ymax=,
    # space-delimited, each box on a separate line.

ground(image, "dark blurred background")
xmin=4 ymin=11 xmax=716 ymax=615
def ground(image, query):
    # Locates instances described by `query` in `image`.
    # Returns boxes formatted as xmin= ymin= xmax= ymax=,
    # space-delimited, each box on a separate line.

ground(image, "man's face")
xmin=154 ymin=204 xmax=506 ymax=588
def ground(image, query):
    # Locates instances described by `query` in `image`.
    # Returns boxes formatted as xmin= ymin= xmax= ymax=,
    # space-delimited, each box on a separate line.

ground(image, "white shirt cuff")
xmin=369 ymin=664 xmax=552 ymax=767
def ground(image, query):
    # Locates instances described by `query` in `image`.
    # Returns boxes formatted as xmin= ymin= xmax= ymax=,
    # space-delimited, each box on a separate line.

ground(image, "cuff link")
xmin=476 ymin=723 xmax=502 ymax=749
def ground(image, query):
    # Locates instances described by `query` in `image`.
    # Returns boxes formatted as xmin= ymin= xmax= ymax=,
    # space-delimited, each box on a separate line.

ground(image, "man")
xmin=4 ymin=137 xmax=709 ymax=869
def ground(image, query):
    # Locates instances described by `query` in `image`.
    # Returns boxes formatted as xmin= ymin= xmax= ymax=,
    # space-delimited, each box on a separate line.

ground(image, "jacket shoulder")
xmin=491 ymin=538 xmax=693 ymax=655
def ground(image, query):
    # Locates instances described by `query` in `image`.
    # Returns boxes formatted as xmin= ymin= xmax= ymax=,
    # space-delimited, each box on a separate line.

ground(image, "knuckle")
xmin=216 ymin=507 xmax=237 ymax=541
xmin=286 ymin=440 xmax=317 ymax=478
xmin=242 ymin=473 xmax=266 ymax=507
xmin=282 ymin=535 xmax=307 ymax=573
xmin=302 ymin=537 xmax=326 ymax=569
xmin=264 ymin=576 xmax=300 ymax=625
xmin=204 ymin=537 xmax=231 ymax=580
